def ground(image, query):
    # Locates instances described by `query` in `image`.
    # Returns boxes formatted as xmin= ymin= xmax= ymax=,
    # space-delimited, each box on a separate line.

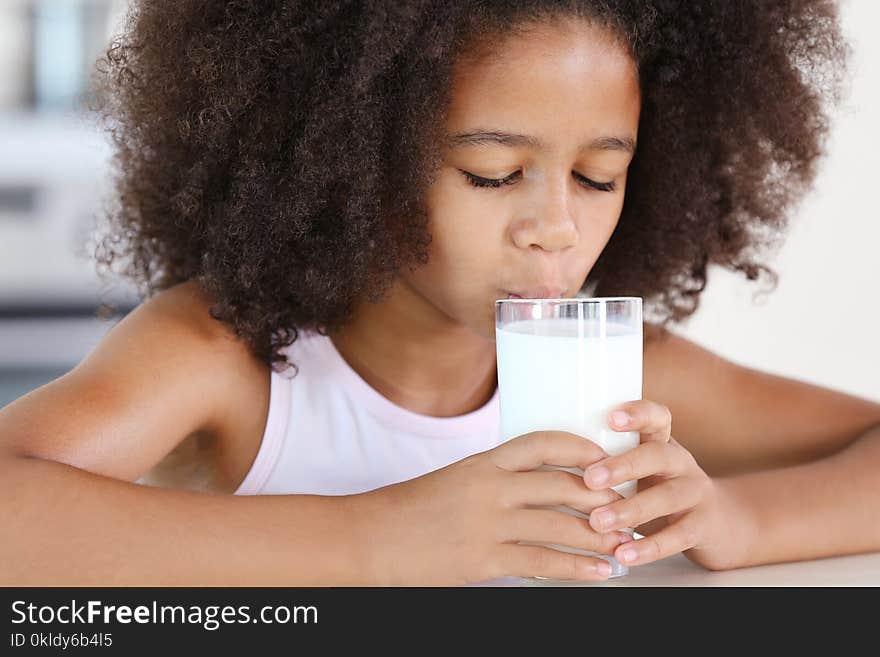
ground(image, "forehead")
xmin=445 ymin=20 xmax=641 ymax=148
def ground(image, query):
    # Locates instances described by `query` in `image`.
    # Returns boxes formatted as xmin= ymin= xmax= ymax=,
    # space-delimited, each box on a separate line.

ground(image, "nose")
xmin=509 ymin=174 xmax=579 ymax=253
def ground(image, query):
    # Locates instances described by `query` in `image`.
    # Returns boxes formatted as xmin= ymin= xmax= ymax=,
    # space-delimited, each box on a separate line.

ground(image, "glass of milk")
xmin=495 ymin=296 xmax=643 ymax=582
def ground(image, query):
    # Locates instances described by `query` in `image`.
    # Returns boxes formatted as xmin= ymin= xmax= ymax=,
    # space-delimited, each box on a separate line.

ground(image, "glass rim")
xmin=494 ymin=296 xmax=642 ymax=305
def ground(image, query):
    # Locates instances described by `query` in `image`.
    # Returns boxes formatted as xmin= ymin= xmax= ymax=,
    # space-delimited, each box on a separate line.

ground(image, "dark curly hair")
xmin=89 ymin=0 xmax=849 ymax=373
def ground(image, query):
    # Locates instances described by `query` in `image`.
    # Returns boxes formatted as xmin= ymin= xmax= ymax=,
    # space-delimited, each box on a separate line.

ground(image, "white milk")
xmin=495 ymin=316 xmax=643 ymax=569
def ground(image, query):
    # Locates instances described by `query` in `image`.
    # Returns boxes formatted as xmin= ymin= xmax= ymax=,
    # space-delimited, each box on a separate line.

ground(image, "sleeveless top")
xmin=233 ymin=329 xmax=503 ymax=497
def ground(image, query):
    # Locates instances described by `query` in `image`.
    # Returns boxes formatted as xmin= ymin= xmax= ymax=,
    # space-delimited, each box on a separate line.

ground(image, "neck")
xmin=329 ymin=282 xmax=497 ymax=418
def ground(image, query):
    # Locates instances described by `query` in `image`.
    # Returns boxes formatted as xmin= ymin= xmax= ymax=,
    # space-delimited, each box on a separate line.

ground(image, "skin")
xmin=2 ymin=17 xmax=879 ymax=585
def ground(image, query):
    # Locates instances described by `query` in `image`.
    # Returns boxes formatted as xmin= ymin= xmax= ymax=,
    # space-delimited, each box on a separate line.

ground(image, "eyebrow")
xmin=446 ymin=130 xmax=636 ymax=154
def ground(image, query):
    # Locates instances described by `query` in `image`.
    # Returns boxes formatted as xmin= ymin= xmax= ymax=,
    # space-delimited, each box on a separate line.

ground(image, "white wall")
xmin=674 ymin=0 xmax=880 ymax=404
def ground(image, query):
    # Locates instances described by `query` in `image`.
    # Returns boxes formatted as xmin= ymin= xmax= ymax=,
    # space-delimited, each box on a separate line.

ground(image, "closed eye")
xmin=459 ymin=170 xmax=521 ymax=188
xmin=573 ymin=171 xmax=616 ymax=193
xmin=459 ymin=169 xmax=616 ymax=192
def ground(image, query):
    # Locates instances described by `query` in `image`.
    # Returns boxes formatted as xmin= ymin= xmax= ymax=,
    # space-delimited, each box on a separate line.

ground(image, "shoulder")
xmin=642 ymin=321 xmax=735 ymax=417
xmin=643 ymin=321 xmax=730 ymax=377
xmin=95 ymin=279 xmax=269 ymax=399
xmin=0 ymin=279 xmax=272 ymax=491
xmin=103 ymin=279 xmax=271 ymax=492
xmin=640 ymin=321 xmax=880 ymax=476
xmin=143 ymin=279 xmax=237 ymax=346
xmin=134 ymin=281 xmax=271 ymax=493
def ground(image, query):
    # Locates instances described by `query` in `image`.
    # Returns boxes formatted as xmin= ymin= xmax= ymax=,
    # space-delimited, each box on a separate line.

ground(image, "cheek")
xmin=596 ymin=203 xmax=624 ymax=243
xmin=582 ymin=184 xmax=627 ymax=242
xmin=424 ymin=217 xmax=501 ymax=293
xmin=423 ymin=175 xmax=503 ymax=267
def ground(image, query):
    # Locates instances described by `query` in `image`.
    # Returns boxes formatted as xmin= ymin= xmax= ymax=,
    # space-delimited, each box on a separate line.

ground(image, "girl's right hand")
xmin=353 ymin=431 xmax=630 ymax=585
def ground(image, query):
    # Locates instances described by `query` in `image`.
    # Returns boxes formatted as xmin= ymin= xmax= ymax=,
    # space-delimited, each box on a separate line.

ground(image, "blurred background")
xmin=0 ymin=0 xmax=877 ymax=409
xmin=0 ymin=0 xmax=138 ymax=407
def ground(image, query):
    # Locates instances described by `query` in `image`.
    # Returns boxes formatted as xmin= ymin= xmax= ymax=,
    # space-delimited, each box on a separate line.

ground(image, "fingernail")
xmin=586 ymin=465 xmax=609 ymax=486
xmin=596 ymin=561 xmax=612 ymax=578
xmin=619 ymin=547 xmax=638 ymax=564
xmin=610 ymin=411 xmax=631 ymax=428
xmin=591 ymin=508 xmax=616 ymax=530
xmin=618 ymin=532 xmax=634 ymax=544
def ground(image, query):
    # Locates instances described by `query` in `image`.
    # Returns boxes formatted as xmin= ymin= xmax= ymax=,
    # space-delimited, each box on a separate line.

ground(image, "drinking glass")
xmin=495 ymin=296 xmax=643 ymax=583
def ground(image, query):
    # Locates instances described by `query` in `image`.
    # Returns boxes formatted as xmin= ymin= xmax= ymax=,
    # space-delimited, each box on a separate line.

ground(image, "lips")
xmin=504 ymin=285 xmax=566 ymax=299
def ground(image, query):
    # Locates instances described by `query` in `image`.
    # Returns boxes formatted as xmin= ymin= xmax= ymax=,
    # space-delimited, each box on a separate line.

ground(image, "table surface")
xmin=473 ymin=549 xmax=880 ymax=587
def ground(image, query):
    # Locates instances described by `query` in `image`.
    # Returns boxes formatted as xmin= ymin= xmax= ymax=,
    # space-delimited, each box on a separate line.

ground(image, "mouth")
xmin=501 ymin=286 xmax=567 ymax=300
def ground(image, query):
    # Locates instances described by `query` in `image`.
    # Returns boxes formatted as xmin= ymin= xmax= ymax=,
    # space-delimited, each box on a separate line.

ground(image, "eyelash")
xmin=459 ymin=170 xmax=616 ymax=193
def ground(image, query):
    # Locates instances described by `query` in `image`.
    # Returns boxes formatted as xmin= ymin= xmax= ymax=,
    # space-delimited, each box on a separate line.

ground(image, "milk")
xmin=496 ymin=316 xmax=642 ymax=466
xmin=495 ymin=316 xmax=642 ymax=571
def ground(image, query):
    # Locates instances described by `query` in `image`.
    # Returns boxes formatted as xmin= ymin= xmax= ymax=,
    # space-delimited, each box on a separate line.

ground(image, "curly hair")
xmin=90 ymin=0 xmax=849 ymax=373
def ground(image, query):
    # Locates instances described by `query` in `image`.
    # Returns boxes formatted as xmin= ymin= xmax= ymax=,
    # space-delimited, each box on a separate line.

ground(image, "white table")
xmin=474 ymin=550 xmax=880 ymax=586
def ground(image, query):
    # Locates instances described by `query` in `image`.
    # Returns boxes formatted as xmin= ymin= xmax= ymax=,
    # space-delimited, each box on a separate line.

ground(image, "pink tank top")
xmin=233 ymin=329 xmax=502 ymax=497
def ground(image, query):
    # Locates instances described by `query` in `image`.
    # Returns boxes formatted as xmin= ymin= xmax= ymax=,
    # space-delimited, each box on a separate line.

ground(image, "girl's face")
xmin=401 ymin=18 xmax=641 ymax=341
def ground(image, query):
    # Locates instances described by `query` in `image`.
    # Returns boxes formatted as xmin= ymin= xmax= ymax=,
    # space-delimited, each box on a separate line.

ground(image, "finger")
xmin=587 ymin=476 xmax=705 ymax=533
xmin=583 ymin=440 xmax=694 ymax=491
xmin=613 ymin=516 xmax=701 ymax=567
xmin=500 ymin=508 xmax=630 ymax=556
xmin=493 ymin=431 xmax=608 ymax=472
xmin=497 ymin=544 xmax=616 ymax=581
xmin=507 ymin=469 xmax=622 ymax=514
xmin=608 ymin=400 xmax=672 ymax=443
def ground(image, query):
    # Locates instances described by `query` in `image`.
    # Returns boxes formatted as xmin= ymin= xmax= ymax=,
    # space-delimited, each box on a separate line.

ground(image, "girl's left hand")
xmin=582 ymin=400 xmax=748 ymax=571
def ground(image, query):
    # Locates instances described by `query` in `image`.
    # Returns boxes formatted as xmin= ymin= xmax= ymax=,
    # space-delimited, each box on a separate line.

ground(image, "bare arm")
xmin=642 ymin=324 xmax=880 ymax=567
xmin=717 ymin=423 xmax=880 ymax=568
xmin=0 ymin=282 xmax=367 ymax=585
xmin=0 ymin=456 xmax=365 ymax=585
xmin=644 ymin=324 xmax=880 ymax=476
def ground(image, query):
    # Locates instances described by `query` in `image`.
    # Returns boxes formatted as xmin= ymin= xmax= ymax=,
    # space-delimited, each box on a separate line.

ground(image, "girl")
xmin=2 ymin=1 xmax=879 ymax=586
